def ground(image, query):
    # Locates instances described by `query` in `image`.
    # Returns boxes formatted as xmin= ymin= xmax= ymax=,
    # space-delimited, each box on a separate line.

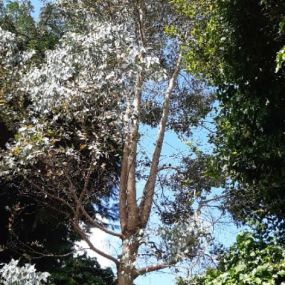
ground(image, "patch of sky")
xmin=135 ymin=120 xmax=241 ymax=285
xmin=31 ymin=0 xmax=41 ymax=19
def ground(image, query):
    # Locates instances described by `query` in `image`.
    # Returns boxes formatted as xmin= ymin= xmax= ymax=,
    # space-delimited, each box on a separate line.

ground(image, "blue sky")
xmin=134 ymin=126 xmax=240 ymax=285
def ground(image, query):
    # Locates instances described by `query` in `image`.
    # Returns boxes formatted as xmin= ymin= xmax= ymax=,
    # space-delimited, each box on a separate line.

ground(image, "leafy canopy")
xmin=171 ymin=0 xmax=285 ymax=223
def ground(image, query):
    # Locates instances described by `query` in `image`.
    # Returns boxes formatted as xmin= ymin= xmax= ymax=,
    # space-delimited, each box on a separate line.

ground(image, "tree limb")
xmin=135 ymin=260 xmax=176 ymax=277
xmin=72 ymin=222 xmax=119 ymax=266
xmin=139 ymin=53 xmax=182 ymax=227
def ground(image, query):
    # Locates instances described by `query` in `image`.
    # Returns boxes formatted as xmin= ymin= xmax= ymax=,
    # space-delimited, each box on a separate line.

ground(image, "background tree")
xmin=0 ymin=2 xmax=117 ymax=284
xmin=0 ymin=0 xmax=61 ymax=52
xmin=171 ymin=0 xmax=285 ymax=227
xmin=48 ymin=254 xmax=115 ymax=285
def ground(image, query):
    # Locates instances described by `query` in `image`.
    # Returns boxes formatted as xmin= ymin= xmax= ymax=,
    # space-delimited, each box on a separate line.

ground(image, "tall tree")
xmin=0 ymin=0 xmax=214 ymax=284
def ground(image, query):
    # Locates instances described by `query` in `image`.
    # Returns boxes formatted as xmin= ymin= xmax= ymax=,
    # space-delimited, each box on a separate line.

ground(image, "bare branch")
xmin=23 ymin=177 xmax=75 ymax=214
xmin=139 ymin=53 xmax=182 ymax=227
xmin=126 ymin=71 xmax=144 ymax=233
xmin=79 ymin=158 xmax=95 ymax=203
xmin=118 ymin=0 xmax=148 ymax=236
xmin=66 ymin=175 xmax=123 ymax=238
xmin=119 ymin=143 xmax=129 ymax=233
xmin=135 ymin=260 xmax=176 ymax=277
xmin=78 ymin=206 xmax=123 ymax=239
xmin=72 ymin=222 xmax=119 ymax=266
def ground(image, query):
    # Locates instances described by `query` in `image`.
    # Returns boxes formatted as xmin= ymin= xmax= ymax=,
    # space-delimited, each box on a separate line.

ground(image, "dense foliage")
xmin=172 ymin=0 xmax=285 ymax=224
xmin=178 ymin=232 xmax=285 ymax=285
xmin=0 ymin=0 xmax=59 ymax=53
xmin=49 ymin=254 xmax=115 ymax=285
xmin=0 ymin=1 xmax=118 ymax=284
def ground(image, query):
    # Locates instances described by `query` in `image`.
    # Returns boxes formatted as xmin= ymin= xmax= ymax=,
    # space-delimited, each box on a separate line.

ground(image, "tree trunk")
xmin=116 ymin=239 xmax=139 ymax=285
xmin=117 ymin=272 xmax=135 ymax=285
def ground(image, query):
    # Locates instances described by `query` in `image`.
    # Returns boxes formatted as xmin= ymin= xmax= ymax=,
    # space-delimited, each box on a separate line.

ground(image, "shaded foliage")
xmin=172 ymin=0 xmax=285 ymax=224
xmin=49 ymin=254 xmax=115 ymax=285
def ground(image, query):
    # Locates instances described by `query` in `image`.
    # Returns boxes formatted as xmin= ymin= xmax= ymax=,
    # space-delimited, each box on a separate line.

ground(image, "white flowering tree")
xmin=0 ymin=1 xmax=214 ymax=284
xmin=0 ymin=259 xmax=50 ymax=285
xmin=0 ymin=26 xmax=35 ymax=127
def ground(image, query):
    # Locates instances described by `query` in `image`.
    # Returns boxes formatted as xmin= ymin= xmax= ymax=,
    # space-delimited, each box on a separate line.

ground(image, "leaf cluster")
xmin=180 ymin=232 xmax=285 ymax=285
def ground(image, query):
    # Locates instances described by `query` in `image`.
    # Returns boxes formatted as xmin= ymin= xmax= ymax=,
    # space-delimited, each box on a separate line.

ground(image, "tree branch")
xmin=139 ymin=53 xmax=182 ymax=227
xmin=78 ymin=205 xmax=123 ymax=239
xmin=135 ymin=260 xmax=176 ymax=277
xmin=119 ymin=142 xmax=129 ymax=233
xmin=23 ymin=177 xmax=75 ymax=214
xmin=126 ymin=71 xmax=144 ymax=233
xmin=72 ymin=222 xmax=119 ymax=266
xmin=66 ymin=176 xmax=123 ymax=238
